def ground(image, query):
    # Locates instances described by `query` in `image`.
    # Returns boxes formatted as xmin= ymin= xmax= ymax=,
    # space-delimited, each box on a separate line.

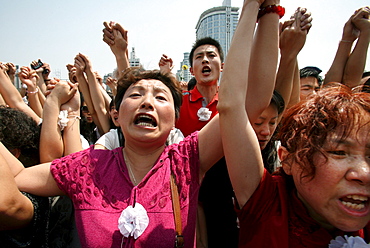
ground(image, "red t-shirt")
xmin=237 ymin=169 xmax=370 ymax=247
xmin=175 ymin=86 xmax=218 ymax=137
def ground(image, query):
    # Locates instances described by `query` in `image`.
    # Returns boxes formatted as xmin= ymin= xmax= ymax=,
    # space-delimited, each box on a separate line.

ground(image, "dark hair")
xmin=300 ymin=66 xmax=323 ymax=86
xmin=115 ymin=67 xmax=183 ymax=119
xmin=79 ymin=105 xmax=97 ymax=144
xmin=80 ymin=119 xmax=97 ymax=145
xmin=362 ymin=79 xmax=370 ymax=93
xmin=0 ymin=106 xmax=40 ymax=167
xmin=81 ymin=105 xmax=89 ymax=112
xmin=187 ymin=77 xmax=197 ymax=91
xmin=362 ymin=71 xmax=370 ymax=79
xmin=189 ymin=37 xmax=224 ymax=67
xmin=271 ymin=90 xmax=285 ymax=115
xmin=278 ymin=83 xmax=370 ymax=181
xmin=262 ymin=90 xmax=285 ymax=173
xmin=108 ymin=98 xmax=118 ymax=129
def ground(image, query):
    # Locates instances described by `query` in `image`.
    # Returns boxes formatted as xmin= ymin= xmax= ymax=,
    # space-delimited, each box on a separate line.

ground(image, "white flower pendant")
xmin=197 ymin=107 xmax=212 ymax=121
xmin=118 ymin=203 xmax=149 ymax=239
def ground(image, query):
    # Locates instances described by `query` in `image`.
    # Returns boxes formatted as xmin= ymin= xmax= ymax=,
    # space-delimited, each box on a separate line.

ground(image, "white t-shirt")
xmin=94 ymin=129 xmax=120 ymax=150
xmin=80 ymin=135 xmax=90 ymax=149
xmin=95 ymin=128 xmax=185 ymax=150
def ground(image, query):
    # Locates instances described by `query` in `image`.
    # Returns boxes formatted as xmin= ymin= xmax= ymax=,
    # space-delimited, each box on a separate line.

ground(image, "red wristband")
xmin=258 ymin=5 xmax=285 ymax=20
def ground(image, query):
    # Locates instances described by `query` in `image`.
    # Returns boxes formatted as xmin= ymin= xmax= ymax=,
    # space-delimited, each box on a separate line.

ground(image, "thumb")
xmin=114 ymin=23 xmax=128 ymax=41
xmin=70 ymin=82 xmax=79 ymax=95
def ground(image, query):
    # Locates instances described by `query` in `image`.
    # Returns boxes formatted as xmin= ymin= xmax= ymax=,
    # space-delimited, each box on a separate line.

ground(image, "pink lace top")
xmin=51 ymin=132 xmax=200 ymax=248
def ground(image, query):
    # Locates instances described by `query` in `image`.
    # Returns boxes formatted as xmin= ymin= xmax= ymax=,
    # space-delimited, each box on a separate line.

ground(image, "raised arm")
xmin=106 ymin=76 xmax=117 ymax=96
xmin=158 ymin=54 xmax=174 ymax=75
xmin=343 ymin=7 xmax=370 ymax=88
xmin=30 ymin=59 xmax=50 ymax=96
xmin=103 ymin=21 xmax=129 ymax=79
xmin=39 ymin=80 xmax=79 ymax=162
xmin=75 ymin=53 xmax=110 ymax=134
xmin=217 ymin=0 xmax=276 ymax=208
xmin=19 ymin=66 xmax=43 ymax=118
xmin=246 ymin=0 xmax=280 ymax=122
xmin=61 ymin=84 xmax=82 ymax=156
xmin=5 ymin=62 xmax=17 ymax=84
xmin=66 ymin=64 xmax=78 ymax=84
xmin=95 ymin=70 xmax=113 ymax=114
xmin=74 ymin=53 xmax=101 ymax=131
xmin=275 ymin=8 xmax=311 ymax=108
xmin=0 ymin=63 xmax=41 ymax=124
xmin=323 ymin=13 xmax=359 ymax=85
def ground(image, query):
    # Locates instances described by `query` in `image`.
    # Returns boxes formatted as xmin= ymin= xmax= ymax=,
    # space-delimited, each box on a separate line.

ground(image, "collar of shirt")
xmin=187 ymin=85 xmax=219 ymax=105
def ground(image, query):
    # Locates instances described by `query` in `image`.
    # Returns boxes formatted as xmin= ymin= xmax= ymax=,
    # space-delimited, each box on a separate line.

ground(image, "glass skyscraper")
xmin=177 ymin=0 xmax=239 ymax=82
xmin=195 ymin=0 xmax=239 ymax=57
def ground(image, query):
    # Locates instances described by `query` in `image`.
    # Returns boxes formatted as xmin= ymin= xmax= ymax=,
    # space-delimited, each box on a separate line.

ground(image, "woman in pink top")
xmin=10 ymin=67 xmax=224 ymax=248
xmin=6 ymin=0 xmax=283 ymax=246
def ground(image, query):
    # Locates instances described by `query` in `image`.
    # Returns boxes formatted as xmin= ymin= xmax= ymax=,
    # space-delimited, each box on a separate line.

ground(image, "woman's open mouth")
xmin=134 ymin=114 xmax=157 ymax=127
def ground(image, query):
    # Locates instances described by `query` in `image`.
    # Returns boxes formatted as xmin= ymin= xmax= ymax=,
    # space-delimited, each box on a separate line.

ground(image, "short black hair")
xmin=300 ymin=66 xmax=323 ymax=86
xmin=362 ymin=71 xmax=370 ymax=79
xmin=0 ymin=106 xmax=40 ymax=167
xmin=189 ymin=37 xmax=224 ymax=67
xmin=271 ymin=90 xmax=285 ymax=115
xmin=362 ymin=71 xmax=370 ymax=93
xmin=187 ymin=77 xmax=197 ymax=91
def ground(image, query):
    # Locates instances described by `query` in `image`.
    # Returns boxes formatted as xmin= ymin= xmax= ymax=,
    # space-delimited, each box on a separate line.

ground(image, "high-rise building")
xmin=176 ymin=52 xmax=192 ymax=83
xmin=195 ymin=0 xmax=239 ymax=57
xmin=129 ymin=47 xmax=141 ymax=67
xmin=176 ymin=1 xmax=239 ymax=82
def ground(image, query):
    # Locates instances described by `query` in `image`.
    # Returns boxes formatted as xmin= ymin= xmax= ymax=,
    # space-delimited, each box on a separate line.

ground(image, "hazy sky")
xmin=1 ymin=0 xmax=369 ymax=80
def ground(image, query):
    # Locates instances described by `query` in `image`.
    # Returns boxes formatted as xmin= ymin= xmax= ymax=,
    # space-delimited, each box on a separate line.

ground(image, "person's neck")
xmin=196 ymin=83 xmax=218 ymax=105
xmin=122 ymin=143 xmax=166 ymax=185
xmin=296 ymin=190 xmax=335 ymax=231
xmin=123 ymin=143 xmax=165 ymax=171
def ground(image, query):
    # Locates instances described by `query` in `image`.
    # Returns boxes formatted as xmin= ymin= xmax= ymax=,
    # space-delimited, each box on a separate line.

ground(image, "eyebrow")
xmin=301 ymin=84 xmax=315 ymax=88
xmin=195 ymin=50 xmax=217 ymax=56
xmin=327 ymin=137 xmax=356 ymax=148
xmin=131 ymin=85 xmax=169 ymax=94
xmin=257 ymin=116 xmax=278 ymax=121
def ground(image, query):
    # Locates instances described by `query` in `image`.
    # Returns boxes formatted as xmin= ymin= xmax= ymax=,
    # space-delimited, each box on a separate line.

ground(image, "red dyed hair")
xmin=279 ymin=83 xmax=370 ymax=180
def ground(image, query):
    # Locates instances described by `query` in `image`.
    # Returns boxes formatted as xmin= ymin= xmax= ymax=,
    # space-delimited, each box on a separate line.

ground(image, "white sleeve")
xmin=95 ymin=129 xmax=120 ymax=150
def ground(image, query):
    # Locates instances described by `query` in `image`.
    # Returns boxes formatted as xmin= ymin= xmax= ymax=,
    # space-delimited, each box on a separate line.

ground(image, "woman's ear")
xmin=278 ymin=146 xmax=292 ymax=175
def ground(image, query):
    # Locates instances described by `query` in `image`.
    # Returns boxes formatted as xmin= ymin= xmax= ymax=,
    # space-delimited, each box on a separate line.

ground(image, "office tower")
xmin=176 ymin=52 xmax=191 ymax=83
xmin=176 ymin=1 xmax=239 ymax=82
xmin=129 ymin=47 xmax=141 ymax=67
xmin=195 ymin=0 xmax=239 ymax=57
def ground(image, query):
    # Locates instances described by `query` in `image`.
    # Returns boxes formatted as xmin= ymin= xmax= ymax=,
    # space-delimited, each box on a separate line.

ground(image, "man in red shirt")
xmin=175 ymin=37 xmax=224 ymax=137
xmin=175 ymin=38 xmax=239 ymax=248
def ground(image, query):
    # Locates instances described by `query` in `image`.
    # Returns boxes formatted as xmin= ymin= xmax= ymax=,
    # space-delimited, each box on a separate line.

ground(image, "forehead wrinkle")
xmin=153 ymin=85 xmax=169 ymax=94
xmin=130 ymin=85 xmax=145 ymax=91
xmin=129 ymin=83 xmax=170 ymax=96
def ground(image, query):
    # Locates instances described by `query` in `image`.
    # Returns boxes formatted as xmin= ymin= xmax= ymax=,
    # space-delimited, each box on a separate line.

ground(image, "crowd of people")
xmin=0 ymin=1 xmax=369 ymax=247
